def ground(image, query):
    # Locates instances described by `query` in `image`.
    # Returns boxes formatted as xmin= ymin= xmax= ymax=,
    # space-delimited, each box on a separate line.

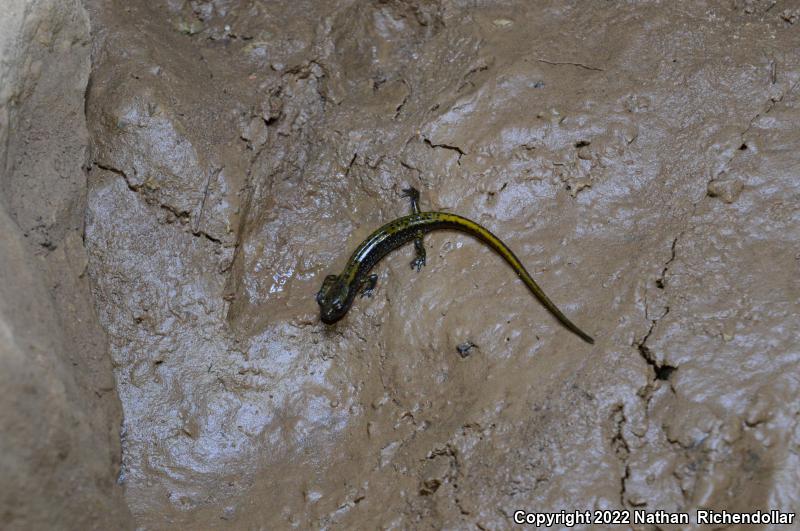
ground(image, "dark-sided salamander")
xmin=316 ymin=187 xmax=594 ymax=344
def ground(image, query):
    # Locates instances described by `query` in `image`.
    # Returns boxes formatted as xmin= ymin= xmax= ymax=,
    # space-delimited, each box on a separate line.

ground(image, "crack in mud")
xmin=94 ymin=162 xmax=132 ymax=187
xmin=621 ymin=234 xmax=682 ymax=507
xmin=637 ymin=236 xmax=679 ymax=382
xmin=611 ymin=404 xmax=633 ymax=508
xmin=344 ymin=152 xmax=358 ymax=178
xmin=394 ymin=79 xmax=411 ymax=120
xmin=93 ymin=162 xmax=222 ymax=244
xmin=534 ymin=57 xmax=604 ymax=72
xmin=192 ymin=166 xmax=220 ymax=235
xmin=654 ymin=237 xmax=677 ymax=290
xmin=422 ymin=136 xmax=465 ymax=164
xmin=740 ymin=76 xmax=799 ymax=139
xmin=638 ymin=318 xmax=676 ymax=382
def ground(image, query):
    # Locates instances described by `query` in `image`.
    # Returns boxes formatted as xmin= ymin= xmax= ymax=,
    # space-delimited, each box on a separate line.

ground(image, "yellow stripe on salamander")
xmin=334 ymin=210 xmax=594 ymax=344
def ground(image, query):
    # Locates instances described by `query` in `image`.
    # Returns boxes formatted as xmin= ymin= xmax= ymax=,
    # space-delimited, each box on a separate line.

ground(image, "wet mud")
xmin=13 ymin=0 xmax=796 ymax=528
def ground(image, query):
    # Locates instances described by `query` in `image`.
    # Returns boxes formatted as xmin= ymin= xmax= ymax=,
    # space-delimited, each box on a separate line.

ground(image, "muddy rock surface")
xmin=0 ymin=0 xmax=131 ymax=529
xmin=82 ymin=0 xmax=799 ymax=528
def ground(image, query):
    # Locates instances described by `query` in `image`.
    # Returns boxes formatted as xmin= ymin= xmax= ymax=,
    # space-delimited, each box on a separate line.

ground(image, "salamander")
xmin=316 ymin=187 xmax=594 ymax=344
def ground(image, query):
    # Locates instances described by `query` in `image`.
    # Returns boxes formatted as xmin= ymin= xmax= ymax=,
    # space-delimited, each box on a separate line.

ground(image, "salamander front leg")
xmin=411 ymin=232 xmax=426 ymax=272
xmin=360 ymin=274 xmax=378 ymax=298
xmin=402 ymin=187 xmax=421 ymax=215
xmin=402 ymin=187 xmax=426 ymax=270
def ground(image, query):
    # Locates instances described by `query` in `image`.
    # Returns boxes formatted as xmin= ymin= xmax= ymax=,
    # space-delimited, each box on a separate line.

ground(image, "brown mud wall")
xmin=0 ymin=0 xmax=132 ymax=529
xmin=2 ymin=0 xmax=799 ymax=529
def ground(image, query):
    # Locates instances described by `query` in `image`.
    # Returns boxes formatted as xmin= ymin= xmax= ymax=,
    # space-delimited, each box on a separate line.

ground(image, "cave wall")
xmin=0 ymin=1 xmax=132 ymax=529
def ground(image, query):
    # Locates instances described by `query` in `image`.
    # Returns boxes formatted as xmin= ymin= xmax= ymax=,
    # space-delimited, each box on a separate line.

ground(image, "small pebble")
xmin=492 ymin=18 xmax=513 ymax=28
xmin=456 ymin=341 xmax=476 ymax=358
xmin=707 ymin=177 xmax=744 ymax=203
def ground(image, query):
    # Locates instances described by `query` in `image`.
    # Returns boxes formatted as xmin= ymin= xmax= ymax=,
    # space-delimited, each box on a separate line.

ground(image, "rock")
xmin=707 ymin=176 xmax=744 ymax=203
xmin=0 ymin=0 xmax=132 ymax=528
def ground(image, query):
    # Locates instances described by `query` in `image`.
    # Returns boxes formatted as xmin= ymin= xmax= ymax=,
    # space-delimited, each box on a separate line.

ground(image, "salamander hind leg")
xmin=359 ymin=274 xmax=378 ymax=298
xmin=401 ymin=187 xmax=421 ymax=214
xmin=410 ymin=232 xmax=426 ymax=272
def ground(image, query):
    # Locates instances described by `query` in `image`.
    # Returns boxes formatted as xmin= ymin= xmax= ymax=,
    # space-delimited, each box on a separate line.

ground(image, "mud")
xmin=0 ymin=0 xmax=131 ymax=529
xmin=2 ymin=0 xmax=797 ymax=528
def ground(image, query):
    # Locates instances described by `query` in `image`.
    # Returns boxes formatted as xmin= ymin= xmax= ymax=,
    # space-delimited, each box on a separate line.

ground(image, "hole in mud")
xmin=655 ymin=364 xmax=676 ymax=381
xmin=739 ymin=143 xmax=748 ymax=150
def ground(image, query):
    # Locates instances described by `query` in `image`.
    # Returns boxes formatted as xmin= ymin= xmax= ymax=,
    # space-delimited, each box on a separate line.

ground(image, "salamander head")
xmin=316 ymin=274 xmax=351 ymax=324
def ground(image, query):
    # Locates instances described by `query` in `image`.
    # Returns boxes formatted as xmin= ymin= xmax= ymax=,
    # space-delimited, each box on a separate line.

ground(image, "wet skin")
xmin=316 ymin=188 xmax=594 ymax=344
